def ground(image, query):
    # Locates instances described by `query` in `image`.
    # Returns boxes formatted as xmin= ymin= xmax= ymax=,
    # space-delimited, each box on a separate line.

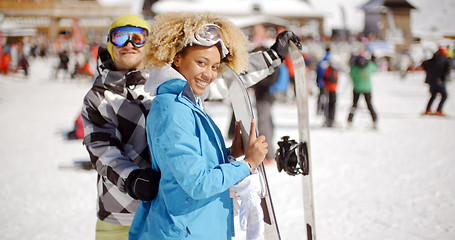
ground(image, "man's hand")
xmin=270 ymin=30 xmax=302 ymax=61
xmin=126 ymin=168 xmax=160 ymax=201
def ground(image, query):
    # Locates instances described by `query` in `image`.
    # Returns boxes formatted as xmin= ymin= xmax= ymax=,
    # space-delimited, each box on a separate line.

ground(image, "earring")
xmin=173 ymin=57 xmax=180 ymax=68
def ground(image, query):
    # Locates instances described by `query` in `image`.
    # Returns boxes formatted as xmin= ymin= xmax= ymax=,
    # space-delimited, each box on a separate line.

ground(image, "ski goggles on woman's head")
xmin=109 ymin=26 xmax=148 ymax=48
xmin=187 ymin=24 xmax=229 ymax=58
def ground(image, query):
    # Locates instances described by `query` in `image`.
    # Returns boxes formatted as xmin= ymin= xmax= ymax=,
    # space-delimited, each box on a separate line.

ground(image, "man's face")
xmin=112 ymin=42 xmax=146 ymax=70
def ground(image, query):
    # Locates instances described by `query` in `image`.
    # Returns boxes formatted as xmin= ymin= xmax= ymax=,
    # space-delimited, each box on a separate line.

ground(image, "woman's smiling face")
xmin=173 ymin=45 xmax=221 ymax=96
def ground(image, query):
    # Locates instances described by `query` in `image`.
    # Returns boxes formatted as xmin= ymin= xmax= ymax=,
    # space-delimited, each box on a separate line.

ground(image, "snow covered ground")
xmin=0 ymin=56 xmax=454 ymax=240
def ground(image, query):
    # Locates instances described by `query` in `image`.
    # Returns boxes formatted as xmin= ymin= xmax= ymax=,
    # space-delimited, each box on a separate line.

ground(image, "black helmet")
xmin=355 ymin=56 xmax=368 ymax=67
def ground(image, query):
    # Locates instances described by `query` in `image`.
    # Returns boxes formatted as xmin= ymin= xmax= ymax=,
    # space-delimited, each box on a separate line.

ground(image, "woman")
xmin=128 ymin=12 xmax=268 ymax=240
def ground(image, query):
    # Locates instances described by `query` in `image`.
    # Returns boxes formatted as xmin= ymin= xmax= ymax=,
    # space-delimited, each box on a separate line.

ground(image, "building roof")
xmin=383 ymin=0 xmax=416 ymax=9
xmin=361 ymin=0 xmax=416 ymax=12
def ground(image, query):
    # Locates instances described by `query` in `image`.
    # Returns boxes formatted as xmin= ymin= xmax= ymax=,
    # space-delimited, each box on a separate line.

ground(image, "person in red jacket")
xmin=322 ymin=61 xmax=338 ymax=127
xmin=66 ymin=113 xmax=84 ymax=140
xmin=0 ymin=48 xmax=11 ymax=75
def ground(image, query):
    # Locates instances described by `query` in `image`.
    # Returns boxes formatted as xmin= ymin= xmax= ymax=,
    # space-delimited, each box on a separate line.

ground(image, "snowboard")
xmin=275 ymin=42 xmax=316 ymax=240
xmin=223 ymin=66 xmax=281 ymax=240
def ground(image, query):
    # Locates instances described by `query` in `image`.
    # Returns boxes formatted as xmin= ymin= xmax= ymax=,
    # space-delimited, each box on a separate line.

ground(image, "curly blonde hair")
xmin=145 ymin=12 xmax=249 ymax=74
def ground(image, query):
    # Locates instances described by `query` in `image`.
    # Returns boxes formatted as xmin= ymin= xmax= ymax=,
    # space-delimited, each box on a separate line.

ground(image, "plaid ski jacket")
xmin=81 ymin=48 xmax=282 ymax=226
xmin=82 ymin=68 xmax=153 ymax=225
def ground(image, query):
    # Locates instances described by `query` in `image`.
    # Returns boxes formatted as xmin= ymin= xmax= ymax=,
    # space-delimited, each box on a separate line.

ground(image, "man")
xmin=315 ymin=47 xmax=331 ymax=115
xmin=422 ymin=48 xmax=452 ymax=116
xmin=322 ymin=58 xmax=338 ymax=127
xmin=81 ymin=14 xmax=300 ymax=239
xmin=82 ymin=14 xmax=155 ymax=240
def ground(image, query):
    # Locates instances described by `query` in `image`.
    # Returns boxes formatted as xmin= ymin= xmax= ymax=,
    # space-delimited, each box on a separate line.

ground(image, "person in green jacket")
xmin=347 ymin=54 xmax=378 ymax=128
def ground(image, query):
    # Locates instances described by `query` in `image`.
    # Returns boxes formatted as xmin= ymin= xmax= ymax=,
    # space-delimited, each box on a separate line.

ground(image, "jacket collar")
xmin=94 ymin=69 xmax=149 ymax=94
xmin=144 ymin=65 xmax=199 ymax=106
xmin=144 ymin=65 xmax=183 ymax=96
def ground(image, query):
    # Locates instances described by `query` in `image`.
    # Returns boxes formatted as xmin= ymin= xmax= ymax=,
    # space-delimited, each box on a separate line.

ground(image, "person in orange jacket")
xmin=322 ymin=60 xmax=338 ymax=127
xmin=0 ymin=47 xmax=11 ymax=75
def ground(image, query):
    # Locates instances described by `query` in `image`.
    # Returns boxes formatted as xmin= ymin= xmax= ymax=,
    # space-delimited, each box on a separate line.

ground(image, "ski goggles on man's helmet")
xmin=109 ymin=26 xmax=148 ymax=48
xmin=186 ymin=24 xmax=229 ymax=58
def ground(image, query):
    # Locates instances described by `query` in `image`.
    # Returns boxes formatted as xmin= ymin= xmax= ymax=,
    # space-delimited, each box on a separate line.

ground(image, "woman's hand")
xmin=244 ymin=119 xmax=268 ymax=169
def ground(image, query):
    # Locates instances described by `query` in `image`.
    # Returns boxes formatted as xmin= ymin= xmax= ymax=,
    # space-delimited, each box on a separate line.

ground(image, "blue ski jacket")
xmin=129 ymin=66 xmax=250 ymax=240
xmin=316 ymin=51 xmax=331 ymax=88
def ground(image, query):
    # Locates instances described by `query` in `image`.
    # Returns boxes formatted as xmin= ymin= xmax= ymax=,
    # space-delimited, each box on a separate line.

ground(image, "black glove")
xmin=126 ymin=168 xmax=161 ymax=201
xmin=270 ymin=30 xmax=302 ymax=61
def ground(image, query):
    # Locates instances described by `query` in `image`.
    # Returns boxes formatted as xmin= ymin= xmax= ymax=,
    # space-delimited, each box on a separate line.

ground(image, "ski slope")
xmin=0 ymin=56 xmax=454 ymax=239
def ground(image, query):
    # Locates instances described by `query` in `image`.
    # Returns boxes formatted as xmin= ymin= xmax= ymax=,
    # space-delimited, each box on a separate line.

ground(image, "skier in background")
xmin=66 ymin=113 xmax=84 ymax=140
xmin=17 ymin=46 xmax=29 ymax=77
xmin=0 ymin=45 xmax=11 ymax=75
xmin=347 ymin=53 xmax=379 ymax=129
xmin=421 ymin=47 xmax=452 ymax=116
xmin=71 ymin=48 xmax=94 ymax=79
xmin=392 ymin=49 xmax=412 ymax=80
xmin=55 ymin=50 xmax=70 ymax=79
xmin=322 ymin=56 xmax=338 ymax=127
xmin=315 ymin=47 xmax=331 ymax=115
xmin=81 ymin=14 xmax=301 ymax=240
